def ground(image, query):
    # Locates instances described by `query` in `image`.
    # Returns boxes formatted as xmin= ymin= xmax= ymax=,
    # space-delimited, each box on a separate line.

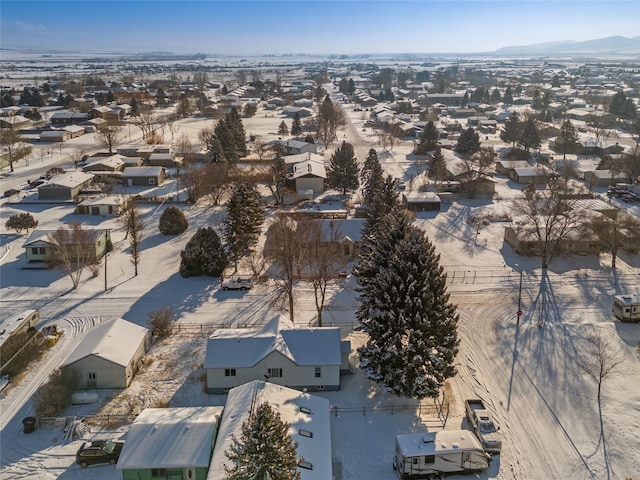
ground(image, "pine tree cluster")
xmin=179 ymin=227 xmax=228 ymax=277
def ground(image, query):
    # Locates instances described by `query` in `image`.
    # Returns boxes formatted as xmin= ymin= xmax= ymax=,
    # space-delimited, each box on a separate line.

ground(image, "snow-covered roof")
xmin=205 ymin=315 xmax=341 ymax=369
xmin=116 ymin=407 xmax=223 ymax=470
xmin=83 ymin=154 xmax=125 ymax=170
xmin=22 ymin=228 xmax=105 ymax=248
xmin=122 ymin=166 xmax=164 ymax=177
xmin=403 ymin=191 xmax=441 ymax=203
xmin=396 ymin=430 xmax=483 ymax=457
xmin=38 ymin=171 xmax=93 ymax=189
xmin=291 ymin=159 xmax=326 ymax=179
xmin=76 ymin=195 xmax=124 ymax=207
xmin=207 ymin=380 xmax=331 ymax=480
xmin=62 ymin=318 xmax=148 ymax=368
xmin=0 ymin=310 xmax=38 ymax=348
xmin=283 ymin=152 xmax=324 ymax=165
xmin=317 ymin=218 xmax=365 ymax=243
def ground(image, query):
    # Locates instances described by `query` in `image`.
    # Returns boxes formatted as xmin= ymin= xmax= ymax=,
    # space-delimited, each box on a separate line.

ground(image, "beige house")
xmin=22 ymin=228 xmax=110 ymax=264
xmin=61 ymin=318 xmax=149 ymax=389
xmin=503 ymin=224 xmax=601 ymax=257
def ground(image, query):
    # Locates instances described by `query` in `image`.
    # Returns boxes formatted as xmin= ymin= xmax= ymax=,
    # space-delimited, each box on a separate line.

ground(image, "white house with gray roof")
xmin=61 ymin=318 xmax=149 ymax=389
xmin=207 ymin=380 xmax=331 ymax=480
xmin=204 ymin=315 xmax=344 ymax=393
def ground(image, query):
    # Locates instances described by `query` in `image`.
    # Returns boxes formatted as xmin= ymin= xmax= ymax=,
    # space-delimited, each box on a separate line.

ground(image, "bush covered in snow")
xmin=159 ymin=206 xmax=188 ymax=235
xmin=180 ymin=227 xmax=227 ymax=277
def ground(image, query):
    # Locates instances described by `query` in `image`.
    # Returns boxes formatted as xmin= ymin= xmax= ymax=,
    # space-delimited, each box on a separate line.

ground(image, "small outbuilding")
xmin=121 ymin=166 xmax=166 ymax=186
xmin=61 ymin=318 xmax=149 ymax=389
xmin=402 ymin=191 xmax=441 ymax=212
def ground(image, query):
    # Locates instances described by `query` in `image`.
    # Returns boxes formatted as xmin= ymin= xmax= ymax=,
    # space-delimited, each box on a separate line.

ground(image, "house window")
xmin=151 ymin=469 xmax=167 ymax=477
xmin=300 ymin=406 xmax=313 ymax=415
xmin=412 ymin=457 xmax=418 ymax=465
xmin=31 ymin=248 xmax=39 ymax=255
xmin=298 ymin=460 xmax=313 ymax=470
xmin=225 ymin=368 xmax=236 ymax=377
xmin=148 ymin=178 xmax=156 ymax=185
xmin=39 ymin=247 xmax=46 ymax=254
xmin=315 ymin=367 xmax=321 ymax=378
xmin=425 ymin=455 xmax=435 ymax=464
xmin=268 ymin=368 xmax=282 ymax=378
xmin=299 ymin=429 xmax=313 ymax=438
xmin=88 ymin=372 xmax=96 ymax=380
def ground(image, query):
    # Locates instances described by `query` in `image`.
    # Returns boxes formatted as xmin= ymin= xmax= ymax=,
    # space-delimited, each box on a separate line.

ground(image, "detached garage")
xmin=61 ymin=318 xmax=149 ymax=389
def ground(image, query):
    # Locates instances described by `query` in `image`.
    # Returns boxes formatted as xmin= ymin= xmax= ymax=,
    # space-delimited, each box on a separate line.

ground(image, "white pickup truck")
xmin=465 ymin=398 xmax=502 ymax=453
xmin=221 ymin=277 xmax=254 ymax=291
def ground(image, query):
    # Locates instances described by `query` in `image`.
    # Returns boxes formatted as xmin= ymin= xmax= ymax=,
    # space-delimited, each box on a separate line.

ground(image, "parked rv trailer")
xmin=612 ymin=293 xmax=640 ymax=323
xmin=393 ymin=430 xmax=490 ymax=478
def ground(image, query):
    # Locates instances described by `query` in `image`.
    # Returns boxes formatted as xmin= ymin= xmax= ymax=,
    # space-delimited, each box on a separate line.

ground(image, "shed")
xmin=403 ymin=191 xmax=441 ymax=212
xmin=122 ymin=166 xmax=166 ymax=186
xmin=117 ymin=406 xmax=223 ymax=480
xmin=75 ymin=195 xmax=126 ymax=216
xmin=283 ymin=140 xmax=317 ymax=155
xmin=583 ymin=170 xmax=631 ymax=188
xmin=61 ymin=318 xmax=149 ymax=389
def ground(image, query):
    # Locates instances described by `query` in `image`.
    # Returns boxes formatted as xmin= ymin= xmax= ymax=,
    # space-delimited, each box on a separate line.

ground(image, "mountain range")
xmin=493 ymin=36 xmax=640 ymax=56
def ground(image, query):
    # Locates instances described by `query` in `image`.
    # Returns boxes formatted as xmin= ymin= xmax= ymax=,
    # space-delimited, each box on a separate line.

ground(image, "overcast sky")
xmin=1 ymin=1 xmax=639 ymax=55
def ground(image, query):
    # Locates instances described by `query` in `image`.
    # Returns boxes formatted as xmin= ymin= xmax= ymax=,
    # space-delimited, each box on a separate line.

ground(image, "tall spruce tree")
xmin=224 ymin=402 xmax=300 ymax=480
xmin=454 ymin=127 xmax=481 ymax=157
xmin=503 ymin=86 xmax=514 ymax=104
xmin=354 ymin=211 xmax=459 ymax=399
xmin=224 ymin=182 xmax=265 ymax=269
xmin=179 ymin=227 xmax=227 ymax=277
xmin=415 ymin=121 xmax=438 ymax=154
xmin=327 ymin=141 xmax=359 ymax=194
xmin=500 ymin=113 xmax=521 ymax=147
xmin=555 ymin=119 xmax=580 ymax=160
xmin=429 ymin=147 xmax=447 ymax=182
xmin=519 ymin=117 xmax=541 ymax=152
xmin=361 ymin=149 xmax=381 ymax=203
xmin=290 ymin=112 xmax=303 ymax=137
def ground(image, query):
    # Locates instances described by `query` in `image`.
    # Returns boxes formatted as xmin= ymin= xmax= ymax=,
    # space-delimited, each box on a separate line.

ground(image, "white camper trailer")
xmin=612 ymin=293 xmax=640 ymax=322
xmin=394 ymin=430 xmax=490 ymax=478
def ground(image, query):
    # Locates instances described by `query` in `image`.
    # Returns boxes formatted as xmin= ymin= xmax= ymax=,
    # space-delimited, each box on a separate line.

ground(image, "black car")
xmin=3 ymin=189 xmax=19 ymax=197
xmin=76 ymin=440 xmax=124 ymax=468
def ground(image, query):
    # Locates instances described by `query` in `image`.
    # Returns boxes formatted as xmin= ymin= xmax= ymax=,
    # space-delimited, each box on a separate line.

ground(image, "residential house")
xmin=282 ymin=106 xmax=313 ymax=118
xmin=425 ymin=93 xmax=466 ymax=106
xmin=283 ymin=140 xmax=318 ymax=156
xmin=121 ymin=166 xmax=166 ymax=186
xmin=504 ymin=223 xmax=602 ymax=257
xmin=495 ymin=160 xmax=531 ymax=176
xmin=37 ymin=171 xmax=94 ymax=199
xmin=117 ymin=406 xmax=224 ymax=480
xmin=148 ymin=152 xmax=183 ymax=168
xmin=0 ymin=115 xmax=31 ymax=129
xmin=207 ymin=380 xmax=331 ymax=480
xmin=75 ymin=195 xmax=126 ymax=216
xmin=583 ymin=169 xmax=631 ymax=188
xmin=317 ymin=218 xmax=364 ymax=257
xmin=61 ymin=318 xmax=149 ymax=389
xmin=509 ymin=166 xmax=553 ymax=185
xmin=82 ymin=154 xmax=126 ymax=173
xmin=39 ymin=130 xmax=71 ymax=142
xmin=22 ymin=228 xmax=110 ymax=264
xmin=204 ymin=315 xmax=344 ymax=394
xmin=289 ymin=159 xmax=326 ymax=195
xmin=50 ymin=111 xmax=88 ymax=126
xmin=402 ymin=191 xmax=442 ymax=212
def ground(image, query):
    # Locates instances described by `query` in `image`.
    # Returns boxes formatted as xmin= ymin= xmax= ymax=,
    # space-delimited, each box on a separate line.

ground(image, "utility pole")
xmin=516 ymin=270 xmax=523 ymax=324
xmin=104 ymin=251 xmax=108 ymax=292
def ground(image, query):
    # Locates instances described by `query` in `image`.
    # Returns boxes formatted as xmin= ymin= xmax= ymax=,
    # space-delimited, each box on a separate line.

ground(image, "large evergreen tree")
xmin=415 ymin=121 xmax=438 ymax=155
xmin=499 ymin=113 xmax=521 ymax=147
xmin=360 ymin=148 xmax=381 ymax=203
xmin=327 ymin=141 xmax=359 ymax=194
xmin=224 ymin=402 xmax=300 ymax=480
xmin=428 ymin=147 xmax=447 ymax=182
xmin=503 ymin=86 xmax=514 ymax=105
xmin=554 ymin=119 xmax=580 ymax=160
xmin=519 ymin=117 xmax=541 ymax=152
xmin=290 ymin=112 xmax=303 ymax=137
xmin=454 ymin=127 xmax=481 ymax=157
xmin=354 ymin=212 xmax=459 ymax=399
xmin=609 ymin=91 xmax=637 ymax=120
xmin=179 ymin=227 xmax=228 ymax=277
xmin=224 ymin=182 xmax=265 ymax=269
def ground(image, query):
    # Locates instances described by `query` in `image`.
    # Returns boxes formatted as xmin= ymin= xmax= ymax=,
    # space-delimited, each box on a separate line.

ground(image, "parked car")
xmin=76 ymin=440 xmax=124 ymax=468
xmin=221 ymin=277 xmax=254 ymax=291
xmin=3 ymin=189 xmax=20 ymax=197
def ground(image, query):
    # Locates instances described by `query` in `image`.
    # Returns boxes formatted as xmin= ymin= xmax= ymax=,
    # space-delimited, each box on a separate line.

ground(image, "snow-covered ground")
xmin=1 ymin=99 xmax=639 ymax=480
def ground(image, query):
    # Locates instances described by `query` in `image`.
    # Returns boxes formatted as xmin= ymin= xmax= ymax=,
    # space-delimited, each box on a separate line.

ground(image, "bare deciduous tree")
xmin=587 ymin=210 xmax=640 ymax=269
xmin=264 ymin=215 xmax=309 ymax=321
xmin=95 ymin=121 xmax=124 ymax=153
xmin=512 ymin=179 xmax=583 ymax=269
xmin=304 ymin=220 xmax=349 ymax=326
xmin=148 ymin=306 xmax=174 ymax=340
xmin=48 ymin=223 xmax=102 ymax=289
xmin=577 ymin=327 xmax=625 ymax=400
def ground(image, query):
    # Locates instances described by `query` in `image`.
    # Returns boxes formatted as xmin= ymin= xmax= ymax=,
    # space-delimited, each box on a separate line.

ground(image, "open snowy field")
xmin=1 ymin=97 xmax=639 ymax=480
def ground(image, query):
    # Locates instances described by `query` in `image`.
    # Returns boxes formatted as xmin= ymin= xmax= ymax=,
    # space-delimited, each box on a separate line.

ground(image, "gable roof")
xmin=205 ymin=315 xmax=341 ymax=369
xmin=22 ymin=228 xmax=105 ymax=248
xmin=62 ymin=318 xmax=148 ymax=368
xmin=38 ymin=171 xmax=94 ymax=189
xmin=207 ymin=381 xmax=331 ymax=480
xmin=291 ymin=159 xmax=326 ymax=179
xmin=116 ymin=407 xmax=223 ymax=470
xmin=122 ymin=166 xmax=164 ymax=177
